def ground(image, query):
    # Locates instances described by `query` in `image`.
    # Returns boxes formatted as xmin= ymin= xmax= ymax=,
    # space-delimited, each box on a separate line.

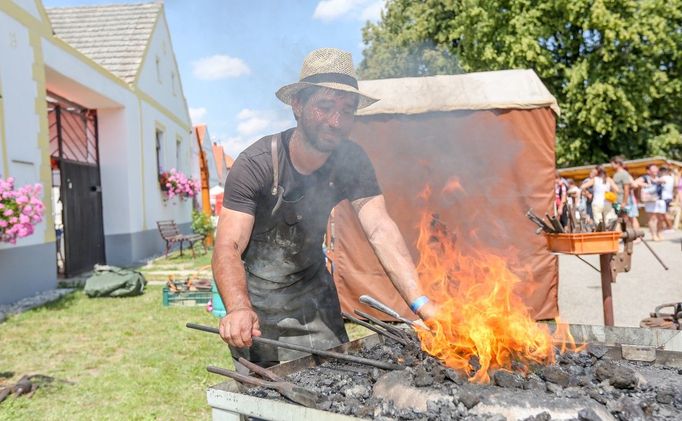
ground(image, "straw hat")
xmin=276 ymin=48 xmax=378 ymax=109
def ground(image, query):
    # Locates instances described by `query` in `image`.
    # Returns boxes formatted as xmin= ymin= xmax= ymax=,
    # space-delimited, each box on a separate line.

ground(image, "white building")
xmin=0 ymin=1 xmax=193 ymax=304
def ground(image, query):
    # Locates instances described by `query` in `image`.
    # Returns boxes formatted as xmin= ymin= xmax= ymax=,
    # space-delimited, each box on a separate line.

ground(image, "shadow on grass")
xmin=39 ymin=291 xmax=79 ymax=311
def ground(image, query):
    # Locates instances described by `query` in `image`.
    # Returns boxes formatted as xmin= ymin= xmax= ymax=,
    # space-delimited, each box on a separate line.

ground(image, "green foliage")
xmin=360 ymin=0 xmax=682 ymax=165
xmin=191 ymin=209 xmax=214 ymax=237
xmin=358 ymin=0 xmax=462 ymax=79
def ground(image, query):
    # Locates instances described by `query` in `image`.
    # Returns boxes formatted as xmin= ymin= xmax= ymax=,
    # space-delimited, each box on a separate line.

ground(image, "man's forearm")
xmin=212 ymin=243 xmax=251 ymax=311
xmin=364 ymin=218 xmax=424 ymax=304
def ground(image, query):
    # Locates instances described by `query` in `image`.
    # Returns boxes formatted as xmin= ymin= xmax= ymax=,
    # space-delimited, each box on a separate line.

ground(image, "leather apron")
xmin=229 ymin=133 xmax=349 ymax=362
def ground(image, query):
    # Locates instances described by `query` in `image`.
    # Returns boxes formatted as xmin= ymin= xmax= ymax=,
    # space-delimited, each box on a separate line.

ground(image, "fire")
xmin=414 ymin=186 xmax=580 ymax=383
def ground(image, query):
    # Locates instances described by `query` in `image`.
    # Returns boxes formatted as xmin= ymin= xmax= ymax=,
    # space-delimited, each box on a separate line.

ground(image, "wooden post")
xmin=599 ymin=253 xmax=615 ymax=326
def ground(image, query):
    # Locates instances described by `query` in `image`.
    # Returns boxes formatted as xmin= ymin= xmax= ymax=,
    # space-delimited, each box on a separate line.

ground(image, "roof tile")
xmin=46 ymin=2 xmax=161 ymax=84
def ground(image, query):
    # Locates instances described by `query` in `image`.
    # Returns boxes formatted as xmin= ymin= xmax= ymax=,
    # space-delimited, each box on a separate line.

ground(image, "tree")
xmin=359 ymin=0 xmax=682 ymax=165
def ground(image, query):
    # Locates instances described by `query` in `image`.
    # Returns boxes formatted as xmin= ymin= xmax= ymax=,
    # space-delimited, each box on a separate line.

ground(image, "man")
xmin=610 ymin=156 xmax=639 ymax=229
xmin=635 ymin=164 xmax=666 ymax=241
xmin=581 ymin=167 xmax=598 ymax=220
xmin=554 ymin=171 xmax=568 ymax=227
xmin=212 ymin=48 xmax=436 ymax=367
xmin=659 ymin=167 xmax=675 ymax=231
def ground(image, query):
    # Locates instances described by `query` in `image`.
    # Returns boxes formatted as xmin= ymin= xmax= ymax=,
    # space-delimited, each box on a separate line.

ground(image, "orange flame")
xmin=415 ymin=187 xmax=579 ymax=383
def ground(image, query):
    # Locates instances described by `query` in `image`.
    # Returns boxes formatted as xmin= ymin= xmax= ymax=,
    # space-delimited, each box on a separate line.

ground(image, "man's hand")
xmin=219 ymin=308 xmax=262 ymax=348
xmin=416 ymin=301 xmax=439 ymax=321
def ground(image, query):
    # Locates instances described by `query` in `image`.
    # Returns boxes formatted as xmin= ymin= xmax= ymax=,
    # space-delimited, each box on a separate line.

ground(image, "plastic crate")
xmin=162 ymin=287 xmax=212 ymax=307
xmin=545 ymin=231 xmax=620 ymax=255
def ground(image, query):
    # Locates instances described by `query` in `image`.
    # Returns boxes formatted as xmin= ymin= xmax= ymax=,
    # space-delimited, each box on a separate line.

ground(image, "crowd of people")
xmin=555 ymin=156 xmax=682 ymax=241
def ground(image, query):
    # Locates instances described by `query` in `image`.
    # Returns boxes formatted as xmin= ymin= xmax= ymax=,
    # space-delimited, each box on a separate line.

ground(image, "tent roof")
xmin=357 ymin=69 xmax=559 ymax=117
xmin=46 ymin=3 xmax=161 ymax=84
xmin=558 ymin=156 xmax=682 ymax=180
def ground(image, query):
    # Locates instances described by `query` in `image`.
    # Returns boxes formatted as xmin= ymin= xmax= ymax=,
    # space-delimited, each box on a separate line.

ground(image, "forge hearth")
xmin=207 ymin=325 xmax=682 ymax=421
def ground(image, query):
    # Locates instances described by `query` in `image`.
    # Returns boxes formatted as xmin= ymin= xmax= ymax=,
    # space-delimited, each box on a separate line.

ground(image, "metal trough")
xmin=207 ymin=324 xmax=682 ymax=421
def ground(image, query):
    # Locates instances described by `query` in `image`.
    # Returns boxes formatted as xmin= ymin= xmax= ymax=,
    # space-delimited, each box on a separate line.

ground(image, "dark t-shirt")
xmin=224 ymin=128 xmax=380 ymax=214
xmin=223 ymin=129 xmax=381 ymax=275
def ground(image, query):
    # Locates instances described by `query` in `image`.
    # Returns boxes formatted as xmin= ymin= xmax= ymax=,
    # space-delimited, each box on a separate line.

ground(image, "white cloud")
xmin=220 ymin=108 xmax=294 ymax=157
xmin=360 ymin=1 xmax=383 ymax=22
xmin=192 ymin=54 xmax=250 ymax=80
xmin=312 ymin=0 xmax=383 ymax=22
xmin=189 ymin=106 xmax=207 ymax=123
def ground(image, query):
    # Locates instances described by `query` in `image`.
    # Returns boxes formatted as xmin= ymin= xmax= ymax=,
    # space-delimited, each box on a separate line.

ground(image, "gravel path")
xmin=558 ymin=230 xmax=682 ymax=327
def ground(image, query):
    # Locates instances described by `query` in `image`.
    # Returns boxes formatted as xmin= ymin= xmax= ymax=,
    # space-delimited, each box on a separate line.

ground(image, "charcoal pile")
xmin=246 ymin=341 xmax=682 ymax=420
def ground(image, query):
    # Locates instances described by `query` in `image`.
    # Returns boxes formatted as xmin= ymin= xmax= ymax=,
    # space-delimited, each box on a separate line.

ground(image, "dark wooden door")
xmin=61 ymin=160 xmax=105 ymax=276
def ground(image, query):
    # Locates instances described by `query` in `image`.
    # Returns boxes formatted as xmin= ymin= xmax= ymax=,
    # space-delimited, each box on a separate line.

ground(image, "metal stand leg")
xmin=599 ymin=253 xmax=615 ymax=326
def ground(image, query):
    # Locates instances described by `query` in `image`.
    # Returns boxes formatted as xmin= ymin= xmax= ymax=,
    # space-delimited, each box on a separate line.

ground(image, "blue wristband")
xmin=410 ymin=296 xmax=430 ymax=313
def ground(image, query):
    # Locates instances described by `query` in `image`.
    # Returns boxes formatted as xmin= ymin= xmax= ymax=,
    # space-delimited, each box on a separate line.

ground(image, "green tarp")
xmin=84 ymin=265 xmax=147 ymax=298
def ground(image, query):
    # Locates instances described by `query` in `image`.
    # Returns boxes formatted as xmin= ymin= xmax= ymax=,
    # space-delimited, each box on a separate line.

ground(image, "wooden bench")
xmin=156 ymin=220 xmax=206 ymax=258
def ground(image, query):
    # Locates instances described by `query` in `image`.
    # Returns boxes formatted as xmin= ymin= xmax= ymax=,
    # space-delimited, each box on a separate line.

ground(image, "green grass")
xmin=138 ymin=247 xmax=213 ymax=281
xmin=0 ymin=286 xmax=226 ymax=420
xmin=0 ymin=285 xmax=373 ymax=420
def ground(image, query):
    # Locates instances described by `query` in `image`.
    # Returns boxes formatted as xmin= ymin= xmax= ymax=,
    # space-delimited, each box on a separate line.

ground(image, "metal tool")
xmin=526 ymin=209 xmax=555 ymax=233
xmin=353 ymin=309 xmax=416 ymax=343
xmin=341 ymin=312 xmax=408 ymax=345
xmin=546 ymin=213 xmax=565 ymax=233
xmin=359 ymin=295 xmax=421 ymax=328
xmin=207 ymin=363 xmax=319 ymax=408
xmin=186 ymin=323 xmax=404 ymax=371
xmin=640 ymin=237 xmax=669 ymax=271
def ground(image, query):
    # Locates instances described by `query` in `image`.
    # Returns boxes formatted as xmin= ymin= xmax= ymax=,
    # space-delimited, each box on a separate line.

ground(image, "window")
xmin=171 ymin=72 xmax=176 ymax=96
xmin=155 ymin=129 xmax=164 ymax=174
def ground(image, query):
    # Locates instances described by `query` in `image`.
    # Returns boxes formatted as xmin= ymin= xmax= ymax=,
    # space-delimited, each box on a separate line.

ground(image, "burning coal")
xmin=414 ymin=185 xmax=581 ymax=383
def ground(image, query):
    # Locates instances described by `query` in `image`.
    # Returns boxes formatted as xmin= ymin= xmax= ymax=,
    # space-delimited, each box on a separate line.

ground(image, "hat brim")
xmin=276 ymin=81 xmax=378 ymax=109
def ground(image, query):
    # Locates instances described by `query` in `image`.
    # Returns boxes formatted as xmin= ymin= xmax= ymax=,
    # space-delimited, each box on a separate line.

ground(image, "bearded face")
xmin=293 ymin=87 xmax=358 ymax=153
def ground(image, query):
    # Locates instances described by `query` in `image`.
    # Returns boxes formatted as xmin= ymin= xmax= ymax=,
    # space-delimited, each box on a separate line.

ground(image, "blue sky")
xmin=42 ymin=0 xmax=384 ymax=158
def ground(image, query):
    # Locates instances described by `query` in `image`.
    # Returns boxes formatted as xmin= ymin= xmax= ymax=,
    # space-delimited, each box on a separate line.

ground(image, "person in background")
xmin=674 ymin=168 xmax=682 ymax=230
xmin=581 ymin=167 xmax=598 ymax=220
xmin=554 ymin=171 xmax=568 ymax=227
xmin=659 ymin=167 xmax=675 ymax=231
xmin=610 ymin=156 xmax=639 ymax=229
xmin=581 ymin=167 xmax=619 ymax=225
xmin=635 ymin=164 xmax=666 ymax=241
xmin=566 ymin=182 xmax=582 ymax=226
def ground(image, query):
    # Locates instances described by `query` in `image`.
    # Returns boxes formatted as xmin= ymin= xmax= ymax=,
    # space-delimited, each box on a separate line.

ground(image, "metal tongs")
xmin=208 ymin=357 xmax=319 ymax=408
xmin=359 ymin=294 xmax=432 ymax=333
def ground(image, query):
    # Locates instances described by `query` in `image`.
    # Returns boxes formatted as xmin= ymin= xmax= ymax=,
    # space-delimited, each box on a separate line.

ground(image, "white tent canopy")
xmin=357 ymin=69 xmax=560 ymax=116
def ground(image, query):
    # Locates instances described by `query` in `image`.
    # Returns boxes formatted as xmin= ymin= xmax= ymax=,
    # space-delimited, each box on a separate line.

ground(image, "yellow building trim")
xmin=132 ymin=9 xmax=161 ymax=87
xmin=33 ymin=0 xmax=53 ymax=30
xmin=1 ymin=1 xmax=192 ymax=136
xmin=138 ymin=98 xmax=147 ymax=230
xmin=0 ymin=1 xmax=50 ymax=34
xmin=28 ymin=30 xmax=55 ymax=243
xmin=0 ymin=71 xmax=9 ymax=178
xmin=158 ymin=9 xmax=192 ymax=124
xmin=139 ymin=89 xmax=191 ymax=133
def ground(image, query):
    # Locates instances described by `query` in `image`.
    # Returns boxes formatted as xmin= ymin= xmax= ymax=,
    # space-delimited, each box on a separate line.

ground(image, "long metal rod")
xmin=186 ymin=323 xmax=404 ymax=371
xmin=575 ymin=255 xmax=601 ymax=273
xmin=341 ymin=312 xmax=408 ymax=345
xmin=353 ymin=309 xmax=415 ymax=343
xmin=640 ymin=238 xmax=669 ymax=270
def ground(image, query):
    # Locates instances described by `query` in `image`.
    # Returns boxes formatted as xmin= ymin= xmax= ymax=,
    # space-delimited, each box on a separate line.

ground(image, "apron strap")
xmin=270 ymin=133 xmax=281 ymax=196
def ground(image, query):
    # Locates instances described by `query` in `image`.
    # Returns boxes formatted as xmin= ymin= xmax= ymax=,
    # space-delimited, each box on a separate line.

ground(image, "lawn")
xmin=138 ymin=246 xmax=213 ymax=282
xmin=0 ymin=280 xmax=372 ymax=420
xmin=0 ymin=286 xmax=227 ymax=420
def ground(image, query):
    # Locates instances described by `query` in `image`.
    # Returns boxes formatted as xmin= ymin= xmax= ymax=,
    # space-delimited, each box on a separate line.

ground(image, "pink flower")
xmin=3 ymin=209 xmax=12 ymax=217
xmin=0 ymin=220 xmax=7 ymax=228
